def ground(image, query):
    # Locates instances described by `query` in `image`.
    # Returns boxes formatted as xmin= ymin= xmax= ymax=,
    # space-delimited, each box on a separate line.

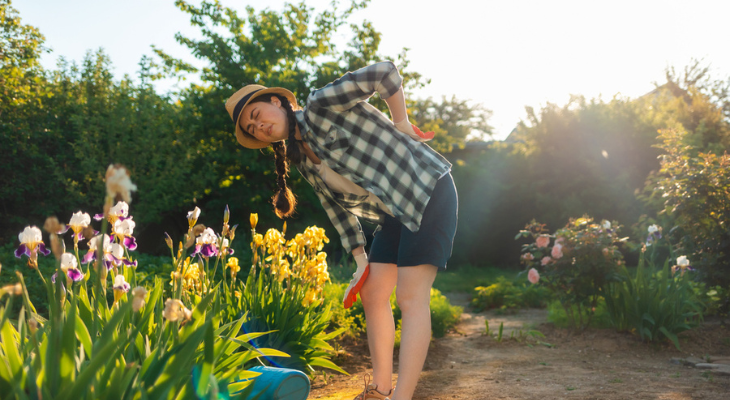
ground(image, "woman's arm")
xmin=307 ymin=61 xmax=403 ymax=112
xmin=384 ymin=87 xmax=407 ymax=124
xmin=385 ymin=87 xmax=435 ymax=142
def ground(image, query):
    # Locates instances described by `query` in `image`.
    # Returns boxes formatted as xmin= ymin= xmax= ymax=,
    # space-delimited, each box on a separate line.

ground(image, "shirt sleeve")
xmin=307 ymin=61 xmax=403 ymax=112
xmin=314 ymin=189 xmax=367 ymax=253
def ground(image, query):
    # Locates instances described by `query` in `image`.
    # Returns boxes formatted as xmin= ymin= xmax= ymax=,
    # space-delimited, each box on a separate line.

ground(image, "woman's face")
xmin=239 ymin=96 xmax=289 ymax=143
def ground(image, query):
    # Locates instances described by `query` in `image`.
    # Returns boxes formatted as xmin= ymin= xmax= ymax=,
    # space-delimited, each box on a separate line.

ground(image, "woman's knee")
xmin=359 ymin=263 xmax=397 ymax=306
xmin=395 ymin=265 xmax=437 ymax=313
xmin=395 ymin=287 xmax=431 ymax=314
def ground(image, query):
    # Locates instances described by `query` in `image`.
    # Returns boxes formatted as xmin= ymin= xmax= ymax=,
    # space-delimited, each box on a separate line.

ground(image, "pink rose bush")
xmin=516 ymin=215 xmax=627 ymax=329
xmin=536 ymin=234 xmax=550 ymax=248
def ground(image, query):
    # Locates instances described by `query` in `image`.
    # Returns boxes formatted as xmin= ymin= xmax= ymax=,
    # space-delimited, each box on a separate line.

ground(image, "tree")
xmin=0 ymin=0 xmax=54 ymax=242
xmin=449 ymin=95 xmax=662 ymax=266
xmin=410 ymin=95 xmax=494 ymax=153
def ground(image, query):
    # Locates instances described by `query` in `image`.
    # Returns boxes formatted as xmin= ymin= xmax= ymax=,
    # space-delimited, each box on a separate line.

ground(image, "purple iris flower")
xmin=113 ymin=217 xmax=138 ymax=251
xmin=15 ymin=226 xmax=51 ymax=267
xmin=191 ymin=227 xmax=220 ymax=258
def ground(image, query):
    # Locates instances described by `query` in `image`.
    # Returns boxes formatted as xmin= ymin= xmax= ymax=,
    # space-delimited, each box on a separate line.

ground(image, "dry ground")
xmin=308 ymin=294 xmax=730 ymax=400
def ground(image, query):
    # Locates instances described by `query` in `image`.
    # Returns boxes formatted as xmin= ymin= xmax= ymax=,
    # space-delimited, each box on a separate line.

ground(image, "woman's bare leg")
xmin=359 ymin=262 xmax=398 ymax=393
xmin=392 ymin=264 xmax=438 ymax=400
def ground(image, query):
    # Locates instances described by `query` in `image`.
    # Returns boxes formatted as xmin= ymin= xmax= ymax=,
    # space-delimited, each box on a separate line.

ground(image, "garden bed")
xmin=309 ymin=294 xmax=730 ymax=399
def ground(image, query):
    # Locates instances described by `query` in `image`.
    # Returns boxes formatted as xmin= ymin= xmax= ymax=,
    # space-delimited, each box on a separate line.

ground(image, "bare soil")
xmin=309 ymin=294 xmax=730 ymax=399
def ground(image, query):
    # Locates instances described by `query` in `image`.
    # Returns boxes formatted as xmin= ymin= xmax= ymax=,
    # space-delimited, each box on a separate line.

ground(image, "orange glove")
xmin=343 ymin=251 xmax=370 ymax=309
xmin=411 ymin=124 xmax=435 ymax=141
xmin=343 ymin=263 xmax=370 ymax=309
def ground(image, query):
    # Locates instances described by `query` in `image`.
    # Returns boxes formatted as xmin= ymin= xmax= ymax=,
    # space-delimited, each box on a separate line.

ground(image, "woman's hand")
xmin=394 ymin=118 xmax=435 ymax=142
xmin=387 ymin=87 xmax=434 ymax=142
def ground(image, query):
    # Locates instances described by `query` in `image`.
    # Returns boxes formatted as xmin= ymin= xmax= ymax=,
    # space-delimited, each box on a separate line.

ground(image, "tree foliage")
xmin=449 ymin=94 xmax=661 ymax=265
xmin=410 ymin=95 xmax=494 ymax=153
xmin=0 ymin=1 xmax=203 ymax=246
xmin=640 ymin=128 xmax=730 ymax=287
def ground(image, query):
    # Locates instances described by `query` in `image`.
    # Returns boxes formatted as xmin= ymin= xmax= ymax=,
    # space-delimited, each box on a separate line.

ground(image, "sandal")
xmin=353 ymin=374 xmax=392 ymax=400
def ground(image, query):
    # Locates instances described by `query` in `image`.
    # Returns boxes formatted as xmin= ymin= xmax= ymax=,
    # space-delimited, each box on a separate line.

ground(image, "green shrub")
xmin=604 ymin=250 xmax=704 ymax=349
xmin=546 ymin=298 xmax=612 ymax=329
xmin=696 ymin=284 xmax=729 ymax=318
xmin=641 ymin=128 xmax=730 ymax=290
xmin=471 ymin=276 xmax=551 ymax=312
xmin=516 ymin=216 xmax=626 ymax=329
xmin=429 ymin=288 xmax=463 ymax=337
xmin=471 ymin=276 xmax=516 ymax=310
xmin=322 ymin=282 xmax=367 ymax=339
xmin=323 ymin=283 xmax=462 ymax=341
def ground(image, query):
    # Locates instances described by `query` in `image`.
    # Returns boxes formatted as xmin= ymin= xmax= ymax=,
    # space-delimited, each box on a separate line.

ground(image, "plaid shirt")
xmin=294 ymin=61 xmax=452 ymax=253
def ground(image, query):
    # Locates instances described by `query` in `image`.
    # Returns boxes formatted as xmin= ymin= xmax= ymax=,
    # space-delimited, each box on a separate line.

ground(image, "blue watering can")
xmin=244 ymin=366 xmax=310 ymax=400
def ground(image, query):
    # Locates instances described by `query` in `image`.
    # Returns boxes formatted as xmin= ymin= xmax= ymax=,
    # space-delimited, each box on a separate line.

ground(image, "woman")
xmin=225 ymin=61 xmax=458 ymax=400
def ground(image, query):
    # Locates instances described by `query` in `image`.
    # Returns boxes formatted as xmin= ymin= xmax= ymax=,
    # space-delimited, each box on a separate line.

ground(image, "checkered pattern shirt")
xmin=294 ymin=61 xmax=452 ymax=253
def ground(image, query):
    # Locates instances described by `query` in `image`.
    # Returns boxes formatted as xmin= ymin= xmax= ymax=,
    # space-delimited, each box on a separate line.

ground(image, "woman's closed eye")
xmin=246 ymin=109 xmax=259 ymax=134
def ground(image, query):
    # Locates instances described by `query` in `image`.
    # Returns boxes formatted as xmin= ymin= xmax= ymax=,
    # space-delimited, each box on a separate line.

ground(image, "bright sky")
xmin=14 ymin=0 xmax=730 ymax=140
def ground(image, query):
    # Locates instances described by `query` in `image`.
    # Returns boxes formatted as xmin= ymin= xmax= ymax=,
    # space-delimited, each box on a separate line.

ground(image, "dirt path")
xmin=309 ymin=294 xmax=730 ymax=399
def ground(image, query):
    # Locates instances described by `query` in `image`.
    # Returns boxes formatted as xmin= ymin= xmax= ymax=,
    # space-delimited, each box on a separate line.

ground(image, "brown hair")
xmin=247 ymin=94 xmax=302 ymax=218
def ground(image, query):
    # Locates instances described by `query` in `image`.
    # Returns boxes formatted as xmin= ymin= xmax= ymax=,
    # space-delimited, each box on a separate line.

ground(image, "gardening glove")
xmin=394 ymin=117 xmax=435 ymax=142
xmin=343 ymin=252 xmax=370 ymax=309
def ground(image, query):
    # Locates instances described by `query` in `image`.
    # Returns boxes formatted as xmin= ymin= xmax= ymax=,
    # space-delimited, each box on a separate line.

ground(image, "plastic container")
xmin=245 ymin=366 xmax=310 ymax=400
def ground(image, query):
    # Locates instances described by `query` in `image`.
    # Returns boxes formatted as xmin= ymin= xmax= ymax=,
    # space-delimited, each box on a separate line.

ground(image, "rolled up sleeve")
xmin=307 ymin=61 xmax=403 ymax=112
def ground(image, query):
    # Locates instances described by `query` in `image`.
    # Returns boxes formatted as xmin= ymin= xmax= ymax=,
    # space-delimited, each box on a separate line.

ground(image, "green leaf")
xmin=0 ymin=314 xmax=22 ymax=378
xmin=309 ymin=338 xmax=333 ymax=351
xmin=75 ymin=313 xmax=93 ymax=359
xmin=308 ymin=356 xmax=349 ymax=375
xmin=659 ymin=327 xmax=681 ymax=350
xmin=640 ymin=327 xmax=653 ymax=340
xmin=641 ymin=313 xmax=655 ymax=326
xmin=196 ymin=323 xmax=215 ymax=398
xmin=148 ymin=321 xmax=209 ymax=399
xmin=318 ymin=327 xmax=345 ymax=342
xmin=56 ymin=301 xmax=136 ymax=400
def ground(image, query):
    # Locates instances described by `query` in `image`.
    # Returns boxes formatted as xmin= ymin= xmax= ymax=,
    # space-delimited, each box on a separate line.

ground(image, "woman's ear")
xmin=270 ymin=96 xmax=282 ymax=108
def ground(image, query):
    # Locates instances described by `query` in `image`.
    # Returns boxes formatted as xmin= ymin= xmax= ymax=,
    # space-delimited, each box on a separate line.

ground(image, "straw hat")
xmin=225 ymin=85 xmax=299 ymax=149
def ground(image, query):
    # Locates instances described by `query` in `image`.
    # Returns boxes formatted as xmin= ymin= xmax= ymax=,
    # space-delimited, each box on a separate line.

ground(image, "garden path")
xmin=309 ymin=293 xmax=730 ymax=399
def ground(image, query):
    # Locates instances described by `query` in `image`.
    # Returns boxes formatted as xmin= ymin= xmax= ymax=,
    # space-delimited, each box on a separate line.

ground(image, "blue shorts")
xmin=369 ymin=172 xmax=458 ymax=270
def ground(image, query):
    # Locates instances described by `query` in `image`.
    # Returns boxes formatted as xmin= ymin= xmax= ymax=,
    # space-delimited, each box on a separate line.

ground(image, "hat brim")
xmin=234 ymin=87 xmax=299 ymax=149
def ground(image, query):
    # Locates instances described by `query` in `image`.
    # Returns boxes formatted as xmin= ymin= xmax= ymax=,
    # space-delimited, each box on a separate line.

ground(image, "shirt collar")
xmin=294 ymin=110 xmax=309 ymax=140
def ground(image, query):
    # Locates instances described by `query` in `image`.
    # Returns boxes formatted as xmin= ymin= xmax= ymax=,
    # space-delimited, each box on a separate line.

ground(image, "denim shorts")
xmin=369 ymin=172 xmax=458 ymax=270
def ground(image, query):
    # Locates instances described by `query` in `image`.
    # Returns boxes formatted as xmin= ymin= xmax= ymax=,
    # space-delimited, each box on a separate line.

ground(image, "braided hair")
xmin=248 ymin=94 xmax=302 ymax=218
